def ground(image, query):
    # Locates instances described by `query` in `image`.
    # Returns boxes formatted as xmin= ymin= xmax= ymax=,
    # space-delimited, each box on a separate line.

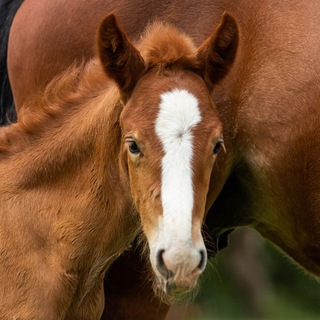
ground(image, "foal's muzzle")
xmin=154 ymin=244 xmax=207 ymax=294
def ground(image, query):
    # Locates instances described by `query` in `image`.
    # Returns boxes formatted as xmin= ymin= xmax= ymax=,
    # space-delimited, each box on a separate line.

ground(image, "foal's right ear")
xmin=198 ymin=12 xmax=239 ymax=89
xmin=97 ymin=14 xmax=145 ymax=102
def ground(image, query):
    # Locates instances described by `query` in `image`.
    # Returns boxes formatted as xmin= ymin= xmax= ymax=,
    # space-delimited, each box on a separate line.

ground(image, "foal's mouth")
xmin=155 ymin=266 xmax=201 ymax=298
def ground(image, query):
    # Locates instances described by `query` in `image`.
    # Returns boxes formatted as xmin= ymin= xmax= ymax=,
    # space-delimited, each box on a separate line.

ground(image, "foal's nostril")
xmin=156 ymin=249 xmax=168 ymax=276
xmin=157 ymin=249 xmax=165 ymax=267
xmin=198 ymin=249 xmax=207 ymax=270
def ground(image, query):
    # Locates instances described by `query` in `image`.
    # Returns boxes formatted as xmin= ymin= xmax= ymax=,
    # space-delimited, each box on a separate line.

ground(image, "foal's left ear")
xmin=97 ymin=14 xmax=145 ymax=102
xmin=198 ymin=12 xmax=239 ymax=89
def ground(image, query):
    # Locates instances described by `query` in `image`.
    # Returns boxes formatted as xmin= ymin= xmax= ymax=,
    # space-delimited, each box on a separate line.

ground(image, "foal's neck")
xmin=0 ymin=61 xmax=140 ymax=317
xmin=1 ymin=66 xmax=138 ymax=277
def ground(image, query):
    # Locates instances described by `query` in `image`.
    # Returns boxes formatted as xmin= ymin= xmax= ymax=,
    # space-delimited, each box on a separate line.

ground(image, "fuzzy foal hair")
xmin=136 ymin=20 xmax=201 ymax=72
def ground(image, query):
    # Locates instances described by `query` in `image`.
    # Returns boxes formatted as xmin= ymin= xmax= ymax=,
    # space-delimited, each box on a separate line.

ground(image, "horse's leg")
xmin=102 ymin=245 xmax=170 ymax=320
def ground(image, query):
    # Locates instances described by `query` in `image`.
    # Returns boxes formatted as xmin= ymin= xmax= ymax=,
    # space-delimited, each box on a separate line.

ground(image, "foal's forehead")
xmin=156 ymin=89 xmax=202 ymax=138
xmin=122 ymin=71 xmax=219 ymax=132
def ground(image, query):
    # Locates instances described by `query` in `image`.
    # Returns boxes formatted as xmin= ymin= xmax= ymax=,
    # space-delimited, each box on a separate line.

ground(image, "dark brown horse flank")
xmin=0 ymin=13 xmax=238 ymax=318
xmin=207 ymin=1 xmax=320 ymax=276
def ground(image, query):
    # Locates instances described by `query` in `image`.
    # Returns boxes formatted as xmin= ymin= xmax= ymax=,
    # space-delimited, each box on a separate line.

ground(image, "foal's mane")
xmin=0 ymin=60 xmax=120 ymax=155
xmin=0 ymin=20 xmax=201 ymax=155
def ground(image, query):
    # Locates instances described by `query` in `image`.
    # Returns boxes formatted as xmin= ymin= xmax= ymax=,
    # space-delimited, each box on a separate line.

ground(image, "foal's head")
xmin=97 ymin=14 xmax=238 ymax=296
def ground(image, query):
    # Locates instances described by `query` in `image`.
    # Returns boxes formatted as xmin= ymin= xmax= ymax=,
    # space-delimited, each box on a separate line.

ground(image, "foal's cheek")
xmin=126 ymin=164 xmax=141 ymax=208
xmin=127 ymin=167 xmax=147 ymax=210
xmin=133 ymin=182 xmax=162 ymax=237
xmin=126 ymin=155 xmax=163 ymax=236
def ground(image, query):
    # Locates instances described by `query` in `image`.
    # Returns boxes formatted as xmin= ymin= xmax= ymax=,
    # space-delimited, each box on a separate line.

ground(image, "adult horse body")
xmin=0 ymin=10 xmax=238 ymax=319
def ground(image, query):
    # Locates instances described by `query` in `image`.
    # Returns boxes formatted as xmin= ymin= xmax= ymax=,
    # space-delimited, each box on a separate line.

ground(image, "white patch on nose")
xmin=155 ymin=89 xmax=202 ymax=246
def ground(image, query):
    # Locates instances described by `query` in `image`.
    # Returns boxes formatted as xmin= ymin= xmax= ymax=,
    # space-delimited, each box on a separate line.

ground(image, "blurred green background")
xmin=167 ymin=228 xmax=320 ymax=320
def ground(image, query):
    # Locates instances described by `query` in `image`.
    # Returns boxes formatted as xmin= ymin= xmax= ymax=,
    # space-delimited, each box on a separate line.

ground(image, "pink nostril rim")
xmin=198 ymin=249 xmax=207 ymax=270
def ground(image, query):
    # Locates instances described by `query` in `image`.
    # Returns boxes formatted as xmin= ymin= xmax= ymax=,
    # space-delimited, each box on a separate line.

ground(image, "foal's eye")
xmin=128 ymin=141 xmax=140 ymax=154
xmin=213 ymin=139 xmax=224 ymax=155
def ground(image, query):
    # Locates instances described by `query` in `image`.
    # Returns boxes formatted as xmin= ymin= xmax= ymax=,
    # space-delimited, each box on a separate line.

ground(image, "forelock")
xmin=136 ymin=21 xmax=200 ymax=72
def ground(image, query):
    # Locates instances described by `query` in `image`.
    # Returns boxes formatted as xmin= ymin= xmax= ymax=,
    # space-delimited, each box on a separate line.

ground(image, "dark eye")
xmin=213 ymin=139 xmax=224 ymax=155
xmin=128 ymin=141 xmax=140 ymax=154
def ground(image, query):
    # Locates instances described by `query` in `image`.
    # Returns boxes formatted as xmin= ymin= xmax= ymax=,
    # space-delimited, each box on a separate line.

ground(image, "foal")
xmin=0 ymin=14 xmax=238 ymax=318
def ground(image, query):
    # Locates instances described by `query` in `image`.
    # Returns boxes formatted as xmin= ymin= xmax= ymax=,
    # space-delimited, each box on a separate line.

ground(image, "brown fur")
xmin=137 ymin=21 xmax=200 ymax=72
xmin=0 ymin=59 xmax=138 ymax=319
xmin=1 ymin=13 xmax=236 ymax=318
xmin=98 ymin=15 xmax=145 ymax=102
xmin=7 ymin=0 xmax=320 ymax=318
xmin=198 ymin=12 xmax=239 ymax=89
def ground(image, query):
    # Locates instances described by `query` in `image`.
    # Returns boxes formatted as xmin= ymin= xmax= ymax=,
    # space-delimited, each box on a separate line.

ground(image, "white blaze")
xmin=155 ymin=89 xmax=202 ymax=247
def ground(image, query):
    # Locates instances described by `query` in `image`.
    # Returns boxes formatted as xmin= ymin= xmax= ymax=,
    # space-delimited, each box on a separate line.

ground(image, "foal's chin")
xmin=154 ymin=272 xmax=201 ymax=303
